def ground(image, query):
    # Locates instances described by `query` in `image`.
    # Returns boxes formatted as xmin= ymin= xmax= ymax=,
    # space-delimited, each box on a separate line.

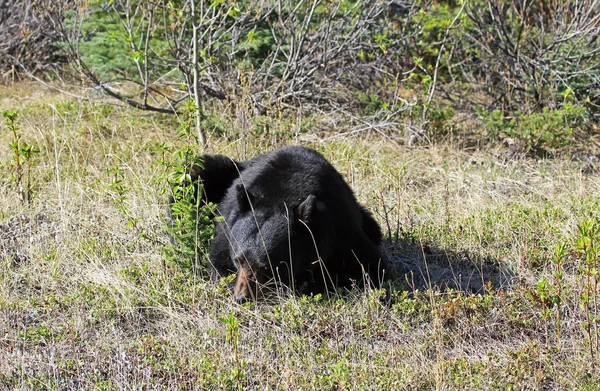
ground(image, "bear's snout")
xmin=233 ymin=264 xmax=258 ymax=303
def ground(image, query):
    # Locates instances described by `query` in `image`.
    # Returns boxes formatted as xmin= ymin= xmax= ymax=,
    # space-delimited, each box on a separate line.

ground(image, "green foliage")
xmin=534 ymin=277 xmax=559 ymax=337
xmin=218 ymin=312 xmax=245 ymax=386
xmin=165 ymin=164 xmax=217 ymax=274
xmin=29 ymin=0 xmax=599 ymax=147
xmin=355 ymin=92 xmax=390 ymax=114
xmin=201 ymin=113 xmax=228 ymax=137
xmin=427 ymin=107 xmax=454 ymax=131
xmin=3 ymin=109 xmax=39 ymax=205
xmin=69 ymin=0 xmax=173 ymax=79
xmin=462 ymin=0 xmax=600 ymax=113
xmin=420 ymin=105 xmax=455 ymax=137
xmin=161 ymin=101 xmax=216 ymax=274
xmin=552 ymin=243 xmax=567 ymax=340
xmin=240 ymin=23 xmax=277 ymax=69
xmin=476 ymin=103 xmax=589 ymax=155
xmin=71 ymin=0 xmax=275 ymax=80
xmin=531 ymin=217 xmax=599 ymax=352
xmin=576 ymin=218 xmax=600 ymax=361
xmin=106 ymin=165 xmax=134 ymax=220
xmin=409 ymin=3 xmax=466 ymax=79
xmin=68 ymin=6 xmax=134 ymax=77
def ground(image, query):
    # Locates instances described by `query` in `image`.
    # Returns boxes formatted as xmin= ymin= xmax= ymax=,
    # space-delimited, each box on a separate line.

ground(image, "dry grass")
xmin=1 ymin=83 xmax=600 ymax=390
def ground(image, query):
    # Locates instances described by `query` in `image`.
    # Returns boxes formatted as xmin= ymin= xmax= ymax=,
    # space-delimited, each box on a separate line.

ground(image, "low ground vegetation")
xmin=1 ymin=84 xmax=599 ymax=389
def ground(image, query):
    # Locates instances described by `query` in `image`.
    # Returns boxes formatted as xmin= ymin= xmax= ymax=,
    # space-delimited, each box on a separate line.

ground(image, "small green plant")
xmin=576 ymin=218 xmax=599 ymax=367
xmin=476 ymin=104 xmax=588 ymax=155
xmin=106 ymin=165 xmax=139 ymax=229
xmin=161 ymin=100 xmax=216 ymax=274
xmin=355 ymin=92 xmax=390 ymax=115
xmin=165 ymin=157 xmax=216 ymax=273
xmin=535 ymin=277 xmax=558 ymax=343
xmin=218 ymin=312 xmax=245 ymax=388
xmin=552 ymin=243 xmax=568 ymax=341
xmin=3 ymin=109 xmax=39 ymax=205
xmin=426 ymin=106 xmax=455 ymax=136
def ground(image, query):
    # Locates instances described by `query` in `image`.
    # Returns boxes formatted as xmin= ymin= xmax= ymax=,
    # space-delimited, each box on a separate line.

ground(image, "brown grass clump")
xmin=1 ymin=83 xmax=599 ymax=390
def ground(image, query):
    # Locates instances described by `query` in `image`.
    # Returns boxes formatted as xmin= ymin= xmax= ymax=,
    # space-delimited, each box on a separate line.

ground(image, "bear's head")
xmin=226 ymin=183 xmax=330 ymax=302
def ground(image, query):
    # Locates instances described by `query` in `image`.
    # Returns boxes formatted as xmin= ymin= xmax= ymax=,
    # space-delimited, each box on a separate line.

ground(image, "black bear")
xmin=183 ymin=146 xmax=384 ymax=302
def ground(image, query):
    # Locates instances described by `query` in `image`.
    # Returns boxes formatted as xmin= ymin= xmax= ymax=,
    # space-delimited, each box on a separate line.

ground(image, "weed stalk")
xmin=219 ymin=313 xmax=243 ymax=388
xmin=577 ymin=219 xmax=599 ymax=368
xmin=552 ymin=243 xmax=567 ymax=342
xmin=4 ymin=109 xmax=39 ymax=205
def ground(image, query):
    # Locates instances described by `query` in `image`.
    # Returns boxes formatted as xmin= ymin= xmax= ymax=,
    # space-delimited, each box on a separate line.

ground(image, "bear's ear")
xmin=298 ymin=194 xmax=319 ymax=224
xmin=236 ymin=183 xmax=254 ymax=211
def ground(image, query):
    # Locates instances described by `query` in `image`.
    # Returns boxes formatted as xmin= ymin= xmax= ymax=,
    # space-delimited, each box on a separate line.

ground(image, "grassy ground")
xmin=1 ymin=83 xmax=600 ymax=390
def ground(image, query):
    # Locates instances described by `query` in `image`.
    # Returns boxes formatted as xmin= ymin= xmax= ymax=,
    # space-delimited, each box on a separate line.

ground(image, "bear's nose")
xmin=233 ymin=264 xmax=255 ymax=302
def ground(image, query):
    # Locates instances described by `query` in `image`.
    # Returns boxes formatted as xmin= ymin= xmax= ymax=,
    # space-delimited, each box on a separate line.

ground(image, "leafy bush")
xmin=165 ymin=161 xmax=217 ymax=274
xmin=477 ymin=101 xmax=589 ymax=155
xmin=161 ymin=102 xmax=217 ymax=274
xmin=18 ymin=0 xmax=598 ymax=147
xmin=462 ymin=0 xmax=600 ymax=114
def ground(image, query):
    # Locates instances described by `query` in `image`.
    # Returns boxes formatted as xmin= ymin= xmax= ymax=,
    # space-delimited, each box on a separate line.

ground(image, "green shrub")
xmin=477 ymin=102 xmax=589 ymax=154
xmin=165 ymin=162 xmax=217 ymax=274
xmin=161 ymin=102 xmax=217 ymax=274
xmin=3 ymin=109 xmax=39 ymax=205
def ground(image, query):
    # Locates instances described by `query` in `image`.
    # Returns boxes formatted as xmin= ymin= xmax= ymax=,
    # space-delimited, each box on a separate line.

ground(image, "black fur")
xmin=185 ymin=146 xmax=385 ymax=301
xmin=188 ymin=154 xmax=244 ymax=205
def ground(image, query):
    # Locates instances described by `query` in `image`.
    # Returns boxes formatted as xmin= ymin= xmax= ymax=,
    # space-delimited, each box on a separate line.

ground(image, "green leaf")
xmin=132 ymin=51 xmax=145 ymax=63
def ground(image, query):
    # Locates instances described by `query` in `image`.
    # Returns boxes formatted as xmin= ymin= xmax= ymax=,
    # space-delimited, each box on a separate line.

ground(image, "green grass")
xmin=1 ymin=83 xmax=599 ymax=390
